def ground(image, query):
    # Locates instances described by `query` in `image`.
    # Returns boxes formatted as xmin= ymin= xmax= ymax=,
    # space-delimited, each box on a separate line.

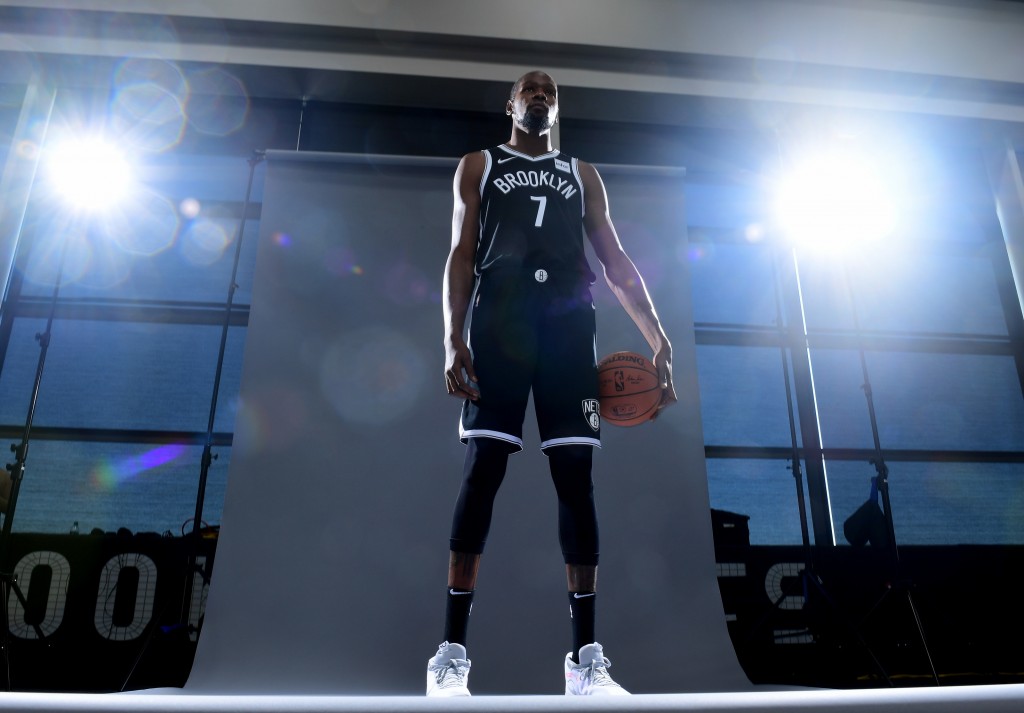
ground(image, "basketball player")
xmin=428 ymin=70 xmax=677 ymax=697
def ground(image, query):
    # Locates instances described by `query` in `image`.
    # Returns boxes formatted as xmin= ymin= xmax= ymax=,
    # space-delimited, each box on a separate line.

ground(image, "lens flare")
xmin=180 ymin=218 xmax=231 ymax=266
xmin=102 ymin=188 xmax=180 ymax=256
xmin=186 ymin=67 xmax=250 ymax=137
xmin=91 ymin=443 xmax=187 ymax=490
xmin=319 ymin=326 xmax=428 ymax=426
xmin=112 ymin=82 xmax=187 ymax=153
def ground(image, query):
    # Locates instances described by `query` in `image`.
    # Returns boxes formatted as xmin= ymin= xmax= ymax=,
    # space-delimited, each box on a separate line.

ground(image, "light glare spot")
xmin=47 ymin=137 xmax=133 ymax=212
xmin=180 ymin=197 xmax=201 ymax=219
xmin=774 ymin=150 xmax=898 ymax=252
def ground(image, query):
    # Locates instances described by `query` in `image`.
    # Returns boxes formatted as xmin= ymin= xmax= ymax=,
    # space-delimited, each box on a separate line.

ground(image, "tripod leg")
xmin=860 ymin=580 xmax=939 ymax=686
xmin=802 ymin=568 xmax=892 ymax=686
xmin=904 ymin=588 xmax=940 ymax=685
xmin=1 ymin=572 xmax=46 ymax=691
xmin=3 ymin=574 xmax=45 ymax=639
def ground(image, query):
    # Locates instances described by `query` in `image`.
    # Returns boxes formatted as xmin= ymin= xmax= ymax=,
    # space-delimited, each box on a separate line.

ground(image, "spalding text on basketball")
xmin=603 ymin=353 xmax=647 ymax=366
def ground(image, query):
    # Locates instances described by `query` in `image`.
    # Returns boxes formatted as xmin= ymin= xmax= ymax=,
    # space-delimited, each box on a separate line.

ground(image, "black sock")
xmin=568 ymin=591 xmax=596 ymax=662
xmin=444 ymin=588 xmax=474 ymax=646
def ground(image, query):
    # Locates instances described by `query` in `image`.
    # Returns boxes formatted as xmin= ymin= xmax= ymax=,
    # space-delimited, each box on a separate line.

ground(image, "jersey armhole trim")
xmin=571 ymin=157 xmax=585 ymax=217
xmin=479 ymin=150 xmax=492 ymax=197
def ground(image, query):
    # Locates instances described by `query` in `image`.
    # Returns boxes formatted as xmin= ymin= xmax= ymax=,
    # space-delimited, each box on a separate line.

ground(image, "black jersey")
xmin=476 ymin=145 xmax=596 ymax=283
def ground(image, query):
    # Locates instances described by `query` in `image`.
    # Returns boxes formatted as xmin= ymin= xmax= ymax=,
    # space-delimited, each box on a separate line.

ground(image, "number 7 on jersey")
xmin=530 ymin=195 xmax=547 ymax=227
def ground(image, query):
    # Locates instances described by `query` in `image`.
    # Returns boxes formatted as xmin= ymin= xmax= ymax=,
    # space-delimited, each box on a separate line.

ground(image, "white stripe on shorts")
xmin=460 ymin=427 xmax=525 ymax=452
xmin=540 ymin=436 xmax=602 ymax=450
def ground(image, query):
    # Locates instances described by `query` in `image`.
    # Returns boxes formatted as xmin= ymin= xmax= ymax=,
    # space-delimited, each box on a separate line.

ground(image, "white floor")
xmin=2 ymin=687 xmax=1024 ymax=713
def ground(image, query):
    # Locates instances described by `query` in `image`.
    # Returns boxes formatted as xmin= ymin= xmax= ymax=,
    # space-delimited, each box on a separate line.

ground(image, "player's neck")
xmin=506 ymin=129 xmax=553 ymax=157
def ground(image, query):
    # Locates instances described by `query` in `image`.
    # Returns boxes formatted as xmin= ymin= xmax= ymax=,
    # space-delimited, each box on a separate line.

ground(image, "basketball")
xmin=597 ymin=351 xmax=662 ymax=427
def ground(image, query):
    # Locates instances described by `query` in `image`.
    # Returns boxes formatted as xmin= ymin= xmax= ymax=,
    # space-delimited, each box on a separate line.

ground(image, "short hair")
xmin=510 ymin=71 xmax=554 ymax=100
xmin=509 ymin=75 xmax=525 ymax=101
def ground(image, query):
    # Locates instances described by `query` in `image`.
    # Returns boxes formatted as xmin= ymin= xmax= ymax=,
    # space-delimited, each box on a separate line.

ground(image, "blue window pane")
xmin=696 ymin=345 xmax=797 ymax=448
xmin=807 ymin=350 xmax=873 ymax=451
xmin=138 ymin=154 xmax=266 ymax=204
xmin=811 ymin=350 xmax=1024 ymax=451
xmin=705 ymin=458 xmax=809 ymax=545
xmin=690 ymin=242 xmax=778 ymax=326
xmin=827 ymin=460 xmax=1024 ymax=545
xmin=9 ymin=441 xmax=231 ymax=535
xmin=17 ymin=213 xmax=260 ymax=304
xmin=0 ymin=319 xmax=246 ymax=433
xmin=797 ymin=249 xmax=1007 ymax=335
xmin=685 ymin=183 xmax=764 ymax=229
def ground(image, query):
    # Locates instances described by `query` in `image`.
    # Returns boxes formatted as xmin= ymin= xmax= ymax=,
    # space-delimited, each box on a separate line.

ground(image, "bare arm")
xmin=579 ymin=160 xmax=678 ymax=414
xmin=443 ymin=152 xmax=485 ymax=400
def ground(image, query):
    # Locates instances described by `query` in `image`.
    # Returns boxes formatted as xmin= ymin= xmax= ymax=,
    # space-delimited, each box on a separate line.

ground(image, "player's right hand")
xmin=444 ymin=341 xmax=480 ymax=400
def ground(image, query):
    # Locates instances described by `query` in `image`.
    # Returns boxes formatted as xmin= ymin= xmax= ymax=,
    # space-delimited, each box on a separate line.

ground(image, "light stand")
xmin=185 ymin=149 xmax=264 ymax=556
xmin=0 ymin=231 xmax=73 ymax=688
xmin=842 ymin=261 xmax=939 ymax=686
xmin=120 ymin=150 xmax=264 ymax=691
xmin=747 ymin=244 xmax=889 ymax=685
xmin=772 ymin=247 xmax=815 ymax=568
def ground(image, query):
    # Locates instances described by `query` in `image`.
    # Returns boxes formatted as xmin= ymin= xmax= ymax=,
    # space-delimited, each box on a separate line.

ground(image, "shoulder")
xmin=574 ymin=159 xmax=606 ymax=192
xmin=458 ymin=150 xmax=489 ymax=169
xmin=455 ymin=150 xmax=488 ymax=184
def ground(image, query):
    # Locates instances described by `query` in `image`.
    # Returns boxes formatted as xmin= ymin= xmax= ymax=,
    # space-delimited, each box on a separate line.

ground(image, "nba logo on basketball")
xmin=582 ymin=399 xmax=600 ymax=431
xmin=614 ymin=370 xmax=625 ymax=392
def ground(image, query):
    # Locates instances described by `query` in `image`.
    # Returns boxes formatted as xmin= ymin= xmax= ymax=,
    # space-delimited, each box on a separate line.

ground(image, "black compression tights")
xmin=449 ymin=438 xmax=511 ymax=555
xmin=547 ymin=445 xmax=599 ymax=566
xmin=449 ymin=439 xmax=598 ymax=566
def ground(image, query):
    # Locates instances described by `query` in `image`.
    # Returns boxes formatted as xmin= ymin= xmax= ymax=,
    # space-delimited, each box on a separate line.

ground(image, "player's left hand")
xmin=649 ymin=347 xmax=677 ymax=420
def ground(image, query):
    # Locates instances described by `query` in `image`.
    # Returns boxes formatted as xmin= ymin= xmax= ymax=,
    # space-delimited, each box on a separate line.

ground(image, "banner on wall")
xmin=1 ymin=531 xmax=215 ymax=692
xmin=715 ymin=541 xmax=1024 ymax=687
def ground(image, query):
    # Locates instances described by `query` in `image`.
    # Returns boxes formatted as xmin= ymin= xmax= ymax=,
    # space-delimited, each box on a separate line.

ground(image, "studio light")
xmin=2 ymin=133 xmax=138 ymax=582
xmin=45 ymin=135 xmax=134 ymax=212
xmin=774 ymin=149 xmax=898 ymax=251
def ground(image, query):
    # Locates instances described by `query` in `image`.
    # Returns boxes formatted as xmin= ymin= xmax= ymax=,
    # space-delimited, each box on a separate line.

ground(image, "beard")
xmin=519 ymin=107 xmax=553 ymax=133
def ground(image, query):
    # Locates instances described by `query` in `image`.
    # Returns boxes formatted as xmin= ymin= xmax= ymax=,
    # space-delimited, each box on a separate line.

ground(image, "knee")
xmin=469 ymin=437 xmax=517 ymax=465
xmin=546 ymin=444 xmax=593 ymax=473
xmin=548 ymin=446 xmax=595 ymax=500
xmin=463 ymin=437 xmax=513 ymax=490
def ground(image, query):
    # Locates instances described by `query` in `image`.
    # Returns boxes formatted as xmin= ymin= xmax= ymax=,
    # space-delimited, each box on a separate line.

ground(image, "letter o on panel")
xmin=94 ymin=553 xmax=158 ymax=641
xmin=7 ymin=550 xmax=71 ymax=639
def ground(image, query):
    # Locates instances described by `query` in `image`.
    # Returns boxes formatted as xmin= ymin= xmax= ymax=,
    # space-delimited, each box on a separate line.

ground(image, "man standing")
xmin=428 ymin=70 xmax=677 ymax=697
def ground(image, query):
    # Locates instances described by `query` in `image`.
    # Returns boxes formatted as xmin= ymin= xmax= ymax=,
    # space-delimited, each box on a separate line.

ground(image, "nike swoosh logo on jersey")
xmin=497 ymin=156 xmax=515 ymax=164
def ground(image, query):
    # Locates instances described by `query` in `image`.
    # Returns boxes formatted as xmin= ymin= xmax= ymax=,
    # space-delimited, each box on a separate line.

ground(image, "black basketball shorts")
xmin=459 ymin=271 xmax=601 ymax=452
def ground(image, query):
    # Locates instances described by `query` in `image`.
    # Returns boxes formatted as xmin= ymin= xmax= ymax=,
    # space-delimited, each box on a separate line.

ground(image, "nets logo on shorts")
xmin=582 ymin=399 xmax=600 ymax=431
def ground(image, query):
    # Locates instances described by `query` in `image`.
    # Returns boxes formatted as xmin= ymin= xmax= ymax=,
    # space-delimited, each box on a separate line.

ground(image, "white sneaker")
xmin=564 ymin=642 xmax=630 ymax=696
xmin=426 ymin=641 xmax=471 ymax=697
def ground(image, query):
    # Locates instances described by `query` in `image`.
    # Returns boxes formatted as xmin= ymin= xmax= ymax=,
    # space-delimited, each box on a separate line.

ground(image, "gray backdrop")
xmin=185 ymin=150 xmax=747 ymax=695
